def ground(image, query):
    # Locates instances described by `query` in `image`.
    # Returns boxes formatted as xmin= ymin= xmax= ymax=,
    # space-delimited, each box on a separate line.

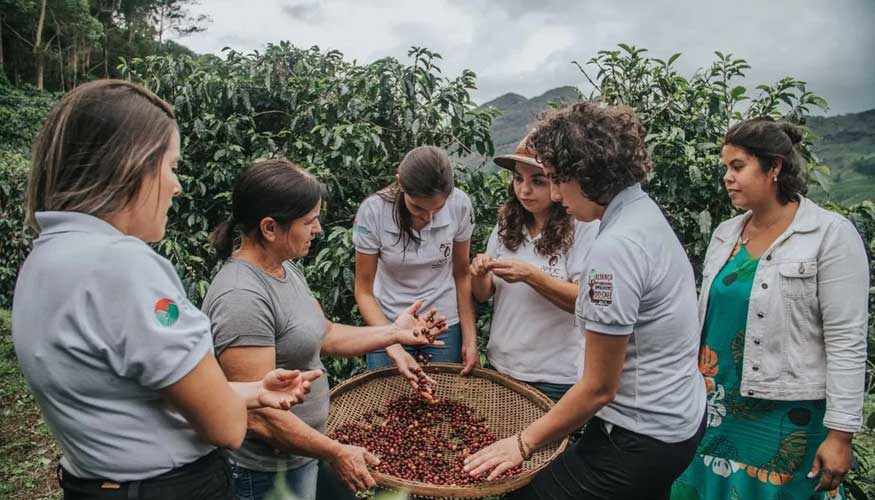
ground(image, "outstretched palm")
xmin=257 ymin=369 xmax=322 ymax=410
xmin=394 ymin=300 xmax=448 ymax=345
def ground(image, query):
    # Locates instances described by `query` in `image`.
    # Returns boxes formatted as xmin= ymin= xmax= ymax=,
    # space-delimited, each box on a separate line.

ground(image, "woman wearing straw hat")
xmin=470 ymin=132 xmax=598 ymax=402
xmin=464 ymin=102 xmax=706 ymax=500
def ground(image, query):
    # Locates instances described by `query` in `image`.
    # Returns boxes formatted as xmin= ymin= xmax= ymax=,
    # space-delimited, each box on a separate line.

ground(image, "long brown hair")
xmin=26 ymin=79 xmax=177 ymax=230
xmin=497 ymin=181 xmax=573 ymax=257
xmin=377 ymin=145 xmax=454 ymax=252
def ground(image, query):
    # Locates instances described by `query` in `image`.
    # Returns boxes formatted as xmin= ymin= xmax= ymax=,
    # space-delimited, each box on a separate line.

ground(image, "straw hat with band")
xmin=493 ymin=130 xmax=544 ymax=172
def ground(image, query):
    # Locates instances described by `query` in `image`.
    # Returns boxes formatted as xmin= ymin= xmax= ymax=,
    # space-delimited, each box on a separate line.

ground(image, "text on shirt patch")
xmin=587 ymin=270 xmax=613 ymax=306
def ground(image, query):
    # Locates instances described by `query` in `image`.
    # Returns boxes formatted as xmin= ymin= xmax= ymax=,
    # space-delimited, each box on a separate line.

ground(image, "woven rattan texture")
xmin=327 ymin=364 xmax=566 ymax=498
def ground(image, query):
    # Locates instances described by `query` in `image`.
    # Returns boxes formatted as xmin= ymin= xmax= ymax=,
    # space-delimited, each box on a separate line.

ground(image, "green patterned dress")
xmin=671 ymin=245 xmax=845 ymax=500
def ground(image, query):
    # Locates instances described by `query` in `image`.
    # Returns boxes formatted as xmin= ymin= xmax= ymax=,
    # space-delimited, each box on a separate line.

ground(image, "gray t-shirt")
xmin=203 ymin=258 xmax=330 ymax=471
xmin=576 ymin=184 xmax=706 ymax=443
xmin=12 ymin=212 xmax=215 ymax=481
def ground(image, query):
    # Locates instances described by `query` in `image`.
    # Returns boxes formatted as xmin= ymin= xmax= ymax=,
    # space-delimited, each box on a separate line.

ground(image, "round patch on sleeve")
xmin=154 ymin=298 xmax=180 ymax=326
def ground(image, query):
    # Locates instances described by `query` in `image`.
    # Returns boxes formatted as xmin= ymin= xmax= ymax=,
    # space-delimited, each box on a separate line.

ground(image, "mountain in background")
xmin=471 ymin=87 xmax=875 ymax=204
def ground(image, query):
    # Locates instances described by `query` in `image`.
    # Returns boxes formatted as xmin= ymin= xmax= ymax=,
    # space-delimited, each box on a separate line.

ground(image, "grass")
xmin=0 ymin=310 xmax=61 ymax=499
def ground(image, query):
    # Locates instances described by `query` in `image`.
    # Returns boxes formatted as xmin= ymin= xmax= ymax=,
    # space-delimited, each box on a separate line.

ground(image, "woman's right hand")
xmin=470 ymin=253 xmax=494 ymax=277
xmin=386 ymin=345 xmax=437 ymax=391
xmin=329 ymin=443 xmax=380 ymax=492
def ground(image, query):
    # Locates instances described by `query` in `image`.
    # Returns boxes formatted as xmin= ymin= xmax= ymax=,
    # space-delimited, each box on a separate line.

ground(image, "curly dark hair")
xmin=528 ymin=102 xmax=651 ymax=205
xmin=496 ymin=181 xmax=574 ymax=256
xmin=723 ymin=117 xmax=807 ymax=204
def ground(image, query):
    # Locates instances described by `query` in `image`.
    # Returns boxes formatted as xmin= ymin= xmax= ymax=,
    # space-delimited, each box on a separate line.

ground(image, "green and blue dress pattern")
xmin=671 ymin=245 xmax=844 ymax=500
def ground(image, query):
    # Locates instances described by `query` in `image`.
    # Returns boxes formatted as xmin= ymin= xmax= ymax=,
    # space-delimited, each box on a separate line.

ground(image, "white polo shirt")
xmin=576 ymin=184 xmax=706 ymax=443
xmin=12 ymin=211 xmax=215 ymax=481
xmin=485 ymin=221 xmax=598 ymax=384
xmin=353 ymin=187 xmax=474 ymax=325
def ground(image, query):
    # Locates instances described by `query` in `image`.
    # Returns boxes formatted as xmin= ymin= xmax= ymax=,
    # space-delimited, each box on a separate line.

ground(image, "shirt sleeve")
xmin=578 ymin=234 xmax=648 ymax=336
xmin=818 ymin=218 xmax=869 ymax=433
xmin=94 ymin=240 xmax=213 ymax=390
xmin=485 ymin=225 xmax=500 ymax=258
xmin=205 ymin=288 xmax=277 ymax=356
xmin=454 ymin=190 xmax=475 ymax=241
xmin=566 ymin=221 xmax=599 ymax=283
xmin=352 ymin=197 xmax=382 ymax=254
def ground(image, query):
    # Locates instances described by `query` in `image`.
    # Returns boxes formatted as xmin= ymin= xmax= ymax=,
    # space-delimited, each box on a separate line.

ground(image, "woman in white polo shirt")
xmin=12 ymin=80 xmax=316 ymax=500
xmin=470 ymin=133 xmax=597 ymax=402
xmin=464 ymin=102 xmax=706 ymax=500
xmin=354 ymin=145 xmax=479 ymax=378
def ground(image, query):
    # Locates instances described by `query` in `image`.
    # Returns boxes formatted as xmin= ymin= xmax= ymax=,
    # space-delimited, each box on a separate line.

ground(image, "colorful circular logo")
xmin=154 ymin=298 xmax=180 ymax=327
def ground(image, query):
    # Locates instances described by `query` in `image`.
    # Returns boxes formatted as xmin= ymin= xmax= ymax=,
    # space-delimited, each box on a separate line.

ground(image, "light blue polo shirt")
xmin=576 ymin=184 xmax=706 ymax=443
xmin=12 ymin=211 xmax=215 ymax=481
xmin=352 ymin=187 xmax=474 ymax=325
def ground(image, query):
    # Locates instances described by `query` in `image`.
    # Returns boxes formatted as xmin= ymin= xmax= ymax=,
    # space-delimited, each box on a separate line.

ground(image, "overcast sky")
xmin=176 ymin=0 xmax=875 ymax=116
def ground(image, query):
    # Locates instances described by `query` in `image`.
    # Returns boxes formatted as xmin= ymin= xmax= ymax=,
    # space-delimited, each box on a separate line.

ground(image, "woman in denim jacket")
xmin=672 ymin=118 xmax=869 ymax=500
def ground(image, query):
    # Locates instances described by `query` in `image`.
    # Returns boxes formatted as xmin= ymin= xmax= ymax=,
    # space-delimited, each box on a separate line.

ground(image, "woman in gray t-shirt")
xmin=202 ymin=159 xmax=447 ymax=500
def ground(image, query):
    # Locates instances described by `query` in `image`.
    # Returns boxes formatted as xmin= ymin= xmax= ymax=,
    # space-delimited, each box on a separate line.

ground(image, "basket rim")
xmin=328 ymin=363 xmax=569 ymax=498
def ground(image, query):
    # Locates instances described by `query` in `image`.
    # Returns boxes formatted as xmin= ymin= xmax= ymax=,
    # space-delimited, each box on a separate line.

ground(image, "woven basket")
xmin=327 ymin=363 xmax=568 ymax=499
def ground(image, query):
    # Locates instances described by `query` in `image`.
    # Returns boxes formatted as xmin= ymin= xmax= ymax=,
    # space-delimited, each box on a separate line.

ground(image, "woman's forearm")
xmin=522 ymin=375 xmax=614 ymax=450
xmin=320 ymin=322 xmax=399 ymax=357
xmin=455 ymin=272 xmax=477 ymax=345
xmin=247 ymin=407 xmax=342 ymax=460
xmin=355 ymin=290 xmax=391 ymax=326
xmin=228 ymin=381 xmax=269 ymax=409
xmin=471 ymin=273 xmax=495 ymax=303
xmin=523 ymin=270 xmax=579 ymax=314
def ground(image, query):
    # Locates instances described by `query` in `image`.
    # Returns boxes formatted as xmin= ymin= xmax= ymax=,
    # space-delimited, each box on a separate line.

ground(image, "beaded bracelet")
xmin=516 ymin=432 xmax=532 ymax=461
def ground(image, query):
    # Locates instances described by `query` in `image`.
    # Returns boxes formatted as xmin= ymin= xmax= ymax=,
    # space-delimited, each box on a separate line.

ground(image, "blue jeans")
xmin=530 ymin=381 xmax=574 ymax=403
xmin=366 ymin=323 xmax=462 ymax=369
xmin=230 ymin=460 xmax=318 ymax=500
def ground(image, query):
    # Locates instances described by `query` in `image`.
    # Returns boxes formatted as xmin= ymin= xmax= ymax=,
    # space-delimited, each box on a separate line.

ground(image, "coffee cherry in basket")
xmin=330 ymin=395 xmax=523 ymax=486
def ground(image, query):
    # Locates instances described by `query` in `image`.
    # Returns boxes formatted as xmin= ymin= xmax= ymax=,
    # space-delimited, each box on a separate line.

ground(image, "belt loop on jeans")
xmin=127 ymin=480 xmax=141 ymax=499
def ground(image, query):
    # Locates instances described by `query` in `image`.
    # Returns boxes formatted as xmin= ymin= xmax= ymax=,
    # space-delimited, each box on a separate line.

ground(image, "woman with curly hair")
xmin=470 ymin=132 xmax=598 ymax=402
xmin=464 ymin=102 xmax=706 ymax=500
xmin=671 ymin=118 xmax=868 ymax=500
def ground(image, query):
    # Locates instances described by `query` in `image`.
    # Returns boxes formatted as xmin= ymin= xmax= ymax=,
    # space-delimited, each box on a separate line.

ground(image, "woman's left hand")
xmin=462 ymin=435 xmax=523 ymax=481
xmin=489 ymin=259 xmax=536 ymax=284
xmin=257 ymin=368 xmax=322 ymax=410
xmin=808 ymin=430 xmax=853 ymax=492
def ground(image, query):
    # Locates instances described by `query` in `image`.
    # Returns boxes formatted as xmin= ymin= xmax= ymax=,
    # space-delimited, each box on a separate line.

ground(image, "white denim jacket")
xmin=698 ymin=197 xmax=869 ymax=432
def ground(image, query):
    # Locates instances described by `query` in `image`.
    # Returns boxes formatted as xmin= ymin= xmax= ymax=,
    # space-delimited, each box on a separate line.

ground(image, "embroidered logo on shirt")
xmin=353 ymin=224 xmax=371 ymax=236
xmin=432 ymin=241 xmax=452 ymax=269
xmin=587 ymin=270 xmax=614 ymax=306
xmin=154 ymin=298 xmax=180 ymax=327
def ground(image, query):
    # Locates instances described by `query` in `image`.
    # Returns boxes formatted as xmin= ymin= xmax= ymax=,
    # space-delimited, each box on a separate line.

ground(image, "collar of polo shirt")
xmin=597 ymin=183 xmax=647 ymax=235
xmin=36 ymin=211 xmax=124 ymax=237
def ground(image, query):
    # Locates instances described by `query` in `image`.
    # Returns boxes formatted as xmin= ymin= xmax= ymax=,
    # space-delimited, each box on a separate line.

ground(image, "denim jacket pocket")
xmin=778 ymin=260 xmax=818 ymax=299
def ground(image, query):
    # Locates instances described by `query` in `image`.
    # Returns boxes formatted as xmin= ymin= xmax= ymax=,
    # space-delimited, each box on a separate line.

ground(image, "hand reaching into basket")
xmin=463 ymin=433 xmax=528 ymax=481
xmin=386 ymin=346 xmax=438 ymax=394
xmin=392 ymin=300 xmax=448 ymax=346
xmin=328 ymin=443 xmax=380 ymax=493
